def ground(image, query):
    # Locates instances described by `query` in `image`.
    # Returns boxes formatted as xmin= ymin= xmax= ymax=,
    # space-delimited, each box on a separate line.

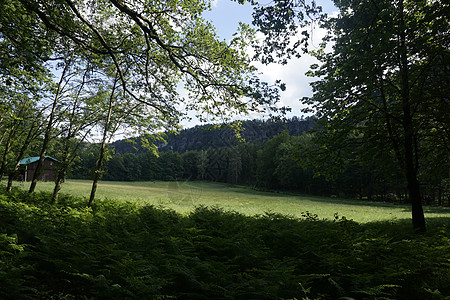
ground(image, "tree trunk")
xmin=51 ymin=152 xmax=69 ymax=205
xmin=0 ymin=137 xmax=12 ymax=181
xmin=28 ymin=153 xmax=46 ymax=193
xmin=7 ymin=162 xmax=23 ymax=192
xmin=51 ymin=174 xmax=65 ymax=205
xmin=88 ymin=163 xmax=103 ymax=207
xmin=51 ymin=68 xmax=91 ymax=204
xmin=29 ymin=55 xmax=71 ymax=194
xmin=0 ymin=120 xmax=18 ymax=181
xmin=406 ymin=164 xmax=425 ymax=230
xmin=88 ymin=121 xmax=108 ymax=207
xmin=88 ymin=75 xmax=117 ymax=207
xmin=398 ymin=0 xmax=425 ymax=231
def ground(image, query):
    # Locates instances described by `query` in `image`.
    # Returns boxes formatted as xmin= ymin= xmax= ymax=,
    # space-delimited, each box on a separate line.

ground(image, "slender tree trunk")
xmin=51 ymin=174 xmax=65 ymax=205
xmin=0 ymin=117 xmax=20 ymax=181
xmin=51 ymin=133 xmax=90 ymax=204
xmin=29 ymin=56 xmax=71 ymax=194
xmin=28 ymin=152 xmax=47 ymax=193
xmin=88 ymin=142 xmax=106 ymax=207
xmin=7 ymin=157 xmax=27 ymax=192
xmin=50 ymin=143 xmax=72 ymax=204
xmin=51 ymin=134 xmax=90 ymax=204
xmin=7 ymin=120 xmax=39 ymax=192
xmin=88 ymin=77 xmax=116 ymax=207
xmin=0 ymin=137 xmax=12 ymax=181
xmin=51 ymin=68 xmax=91 ymax=204
xmin=51 ymin=150 xmax=69 ymax=205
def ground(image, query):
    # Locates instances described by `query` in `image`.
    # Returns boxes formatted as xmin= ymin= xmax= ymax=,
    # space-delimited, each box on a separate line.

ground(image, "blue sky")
xmin=199 ymin=0 xmax=338 ymax=123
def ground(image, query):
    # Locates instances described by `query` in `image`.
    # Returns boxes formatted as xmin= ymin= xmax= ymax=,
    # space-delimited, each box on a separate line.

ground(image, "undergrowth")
xmin=0 ymin=186 xmax=449 ymax=299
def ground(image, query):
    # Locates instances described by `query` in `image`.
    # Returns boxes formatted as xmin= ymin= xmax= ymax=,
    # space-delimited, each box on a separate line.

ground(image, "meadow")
xmin=2 ymin=180 xmax=449 ymax=299
xmin=16 ymin=179 xmax=450 ymax=222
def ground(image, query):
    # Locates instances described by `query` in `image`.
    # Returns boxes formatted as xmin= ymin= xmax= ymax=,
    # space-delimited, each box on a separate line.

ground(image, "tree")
xmin=50 ymin=64 xmax=98 ymax=204
xmin=228 ymin=146 xmax=242 ymax=185
xmin=256 ymin=130 xmax=290 ymax=189
xmin=301 ymin=0 xmax=449 ymax=231
xmin=159 ymin=151 xmax=184 ymax=181
xmin=10 ymin=0 xmax=280 ymax=124
xmin=250 ymin=0 xmax=449 ymax=230
xmin=0 ymin=86 xmax=46 ymax=184
xmin=87 ymin=73 xmax=120 ymax=207
xmin=235 ymin=143 xmax=259 ymax=185
xmin=0 ymin=0 xmax=52 ymax=183
xmin=5 ymin=108 xmax=45 ymax=192
xmin=139 ymin=152 xmax=161 ymax=181
xmin=182 ymin=151 xmax=200 ymax=180
xmin=1 ymin=0 xmax=283 ymax=205
xmin=28 ymin=53 xmax=73 ymax=194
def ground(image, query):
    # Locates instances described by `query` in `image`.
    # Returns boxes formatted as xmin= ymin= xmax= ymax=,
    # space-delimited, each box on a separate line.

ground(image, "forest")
xmin=70 ymin=117 xmax=449 ymax=206
xmin=0 ymin=0 xmax=448 ymax=230
xmin=0 ymin=0 xmax=449 ymax=298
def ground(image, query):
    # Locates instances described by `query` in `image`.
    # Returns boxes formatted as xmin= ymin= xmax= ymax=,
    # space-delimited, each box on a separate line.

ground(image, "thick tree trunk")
xmin=404 ymin=142 xmax=426 ymax=231
xmin=398 ymin=0 xmax=425 ymax=231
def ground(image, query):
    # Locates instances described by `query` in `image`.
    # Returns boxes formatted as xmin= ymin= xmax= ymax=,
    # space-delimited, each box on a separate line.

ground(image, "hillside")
xmin=111 ymin=117 xmax=315 ymax=154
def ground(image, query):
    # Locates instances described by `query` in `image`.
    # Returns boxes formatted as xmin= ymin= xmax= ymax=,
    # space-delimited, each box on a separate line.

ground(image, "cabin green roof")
xmin=19 ymin=156 xmax=60 ymax=165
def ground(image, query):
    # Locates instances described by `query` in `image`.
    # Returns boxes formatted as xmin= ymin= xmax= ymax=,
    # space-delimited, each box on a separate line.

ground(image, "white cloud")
xmin=250 ymin=23 xmax=330 ymax=119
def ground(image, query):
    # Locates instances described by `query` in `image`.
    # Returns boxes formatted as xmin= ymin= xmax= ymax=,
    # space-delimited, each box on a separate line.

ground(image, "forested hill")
xmin=112 ymin=117 xmax=315 ymax=153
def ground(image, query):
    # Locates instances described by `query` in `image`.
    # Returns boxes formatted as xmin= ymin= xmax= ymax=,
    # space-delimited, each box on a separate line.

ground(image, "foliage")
xmin=67 ymin=118 xmax=450 ymax=205
xmin=0 ymin=187 xmax=449 ymax=299
xmin=14 ymin=180 xmax=450 ymax=223
xmin=1 ymin=0 xmax=287 ymax=205
xmin=110 ymin=117 xmax=315 ymax=154
xmin=256 ymin=0 xmax=450 ymax=229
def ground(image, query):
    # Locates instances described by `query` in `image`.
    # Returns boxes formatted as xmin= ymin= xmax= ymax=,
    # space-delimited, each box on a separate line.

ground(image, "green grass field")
xmin=3 ymin=179 xmax=450 ymax=299
xmin=14 ymin=179 xmax=450 ymax=223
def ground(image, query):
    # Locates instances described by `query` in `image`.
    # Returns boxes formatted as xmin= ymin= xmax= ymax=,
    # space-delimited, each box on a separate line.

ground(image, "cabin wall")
xmin=23 ymin=158 xmax=58 ymax=182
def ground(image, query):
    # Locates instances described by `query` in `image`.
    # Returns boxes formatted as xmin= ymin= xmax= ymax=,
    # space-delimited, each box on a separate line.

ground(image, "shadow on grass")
xmin=233 ymin=186 xmax=450 ymax=214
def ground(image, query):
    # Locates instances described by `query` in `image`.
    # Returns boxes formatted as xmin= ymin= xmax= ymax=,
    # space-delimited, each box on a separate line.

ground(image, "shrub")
xmin=0 ymin=188 xmax=449 ymax=299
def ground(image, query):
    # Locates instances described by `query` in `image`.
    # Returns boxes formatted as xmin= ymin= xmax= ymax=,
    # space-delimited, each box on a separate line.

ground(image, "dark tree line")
xmin=70 ymin=123 xmax=450 ymax=206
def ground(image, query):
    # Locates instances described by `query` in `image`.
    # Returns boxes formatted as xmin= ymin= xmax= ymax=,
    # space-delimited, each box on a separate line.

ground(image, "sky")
xmin=193 ymin=0 xmax=338 ymax=125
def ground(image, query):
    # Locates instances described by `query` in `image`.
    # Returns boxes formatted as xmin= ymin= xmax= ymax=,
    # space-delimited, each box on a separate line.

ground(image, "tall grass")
xmin=14 ymin=179 xmax=450 ymax=223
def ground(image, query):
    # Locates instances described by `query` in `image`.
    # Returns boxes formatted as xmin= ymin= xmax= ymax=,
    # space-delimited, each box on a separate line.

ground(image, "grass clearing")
xmin=14 ymin=179 xmax=450 ymax=223
xmin=2 ymin=181 xmax=450 ymax=299
xmin=1 ymin=186 xmax=449 ymax=299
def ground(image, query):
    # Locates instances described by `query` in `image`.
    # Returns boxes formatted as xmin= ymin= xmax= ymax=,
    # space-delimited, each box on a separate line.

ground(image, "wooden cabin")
xmin=19 ymin=156 xmax=59 ymax=182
